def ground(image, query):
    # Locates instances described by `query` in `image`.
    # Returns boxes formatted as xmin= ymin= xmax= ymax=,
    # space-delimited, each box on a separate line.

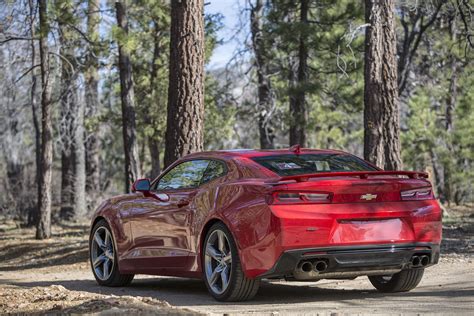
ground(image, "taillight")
xmin=400 ymin=187 xmax=434 ymax=201
xmin=268 ymin=191 xmax=332 ymax=204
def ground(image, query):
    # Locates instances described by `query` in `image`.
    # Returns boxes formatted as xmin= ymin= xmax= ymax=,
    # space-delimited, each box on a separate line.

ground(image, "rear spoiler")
xmin=276 ymin=171 xmax=429 ymax=183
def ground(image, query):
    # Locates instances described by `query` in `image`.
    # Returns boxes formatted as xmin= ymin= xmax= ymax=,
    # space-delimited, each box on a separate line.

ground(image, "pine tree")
xmin=164 ymin=0 xmax=205 ymax=167
xmin=116 ymin=1 xmax=141 ymax=191
xmin=363 ymin=0 xmax=402 ymax=170
xmin=36 ymin=0 xmax=53 ymax=239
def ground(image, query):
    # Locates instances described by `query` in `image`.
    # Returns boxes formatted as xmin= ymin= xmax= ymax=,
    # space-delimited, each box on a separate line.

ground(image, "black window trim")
xmin=199 ymin=158 xmax=229 ymax=186
xmin=151 ymin=158 xmax=228 ymax=192
xmin=250 ymin=153 xmax=378 ymax=177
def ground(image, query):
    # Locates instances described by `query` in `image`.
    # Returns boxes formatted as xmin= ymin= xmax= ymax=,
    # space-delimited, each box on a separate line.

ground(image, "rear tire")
xmin=368 ymin=269 xmax=424 ymax=293
xmin=89 ymin=219 xmax=134 ymax=287
xmin=202 ymin=222 xmax=260 ymax=301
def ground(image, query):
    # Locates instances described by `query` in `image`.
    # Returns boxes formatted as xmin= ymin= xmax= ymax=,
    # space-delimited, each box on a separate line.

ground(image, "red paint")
xmin=90 ymin=149 xmax=442 ymax=279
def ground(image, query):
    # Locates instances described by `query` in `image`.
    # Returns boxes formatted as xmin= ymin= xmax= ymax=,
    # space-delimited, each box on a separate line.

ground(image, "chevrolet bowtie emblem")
xmin=361 ymin=193 xmax=377 ymax=201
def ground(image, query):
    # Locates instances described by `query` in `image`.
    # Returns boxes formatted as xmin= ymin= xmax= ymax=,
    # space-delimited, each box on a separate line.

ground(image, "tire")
xmin=89 ymin=219 xmax=134 ymax=287
xmin=202 ymin=222 xmax=260 ymax=301
xmin=368 ymin=269 xmax=424 ymax=293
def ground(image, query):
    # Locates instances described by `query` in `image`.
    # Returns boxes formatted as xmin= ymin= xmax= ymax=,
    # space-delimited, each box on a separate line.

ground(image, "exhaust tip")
xmin=314 ymin=260 xmax=328 ymax=272
xmin=411 ymin=256 xmax=421 ymax=267
xmin=299 ymin=261 xmax=313 ymax=273
xmin=420 ymin=255 xmax=430 ymax=266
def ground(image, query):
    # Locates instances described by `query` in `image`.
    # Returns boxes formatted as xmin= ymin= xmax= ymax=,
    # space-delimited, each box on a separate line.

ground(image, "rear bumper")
xmin=259 ymin=242 xmax=440 ymax=280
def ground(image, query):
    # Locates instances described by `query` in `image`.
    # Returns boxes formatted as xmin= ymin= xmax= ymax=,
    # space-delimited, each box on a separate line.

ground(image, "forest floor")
xmin=0 ymin=205 xmax=473 ymax=315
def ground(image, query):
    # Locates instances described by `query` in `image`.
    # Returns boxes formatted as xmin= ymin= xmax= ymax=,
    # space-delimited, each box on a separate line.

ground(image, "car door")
xmin=128 ymin=159 xmax=210 ymax=270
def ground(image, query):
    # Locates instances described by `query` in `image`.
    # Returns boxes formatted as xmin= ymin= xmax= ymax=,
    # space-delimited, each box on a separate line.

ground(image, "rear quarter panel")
xmin=209 ymin=180 xmax=283 ymax=278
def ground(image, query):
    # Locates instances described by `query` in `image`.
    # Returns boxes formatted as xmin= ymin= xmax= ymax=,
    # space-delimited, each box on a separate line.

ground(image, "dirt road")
xmin=1 ymin=257 xmax=473 ymax=315
xmin=1 ymin=218 xmax=473 ymax=315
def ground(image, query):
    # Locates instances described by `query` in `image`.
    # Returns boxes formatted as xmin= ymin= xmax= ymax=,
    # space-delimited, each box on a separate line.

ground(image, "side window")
xmin=156 ymin=160 xmax=209 ymax=190
xmin=200 ymin=160 xmax=227 ymax=184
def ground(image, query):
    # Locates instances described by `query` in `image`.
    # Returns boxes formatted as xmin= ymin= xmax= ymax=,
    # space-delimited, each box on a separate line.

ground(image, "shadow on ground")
xmin=5 ymin=277 xmax=474 ymax=308
xmin=0 ymin=223 xmax=89 ymax=271
xmin=442 ymin=220 xmax=474 ymax=254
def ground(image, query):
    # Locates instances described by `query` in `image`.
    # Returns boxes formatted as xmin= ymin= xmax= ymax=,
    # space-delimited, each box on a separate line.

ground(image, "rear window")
xmin=252 ymin=154 xmax=377 ymax=176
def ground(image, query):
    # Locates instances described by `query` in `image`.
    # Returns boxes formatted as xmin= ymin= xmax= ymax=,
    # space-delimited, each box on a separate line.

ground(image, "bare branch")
xmin=0 ymin=35 xmax=36 ymax=45
xmin=14 ymin=64 xmax=41 ymax=84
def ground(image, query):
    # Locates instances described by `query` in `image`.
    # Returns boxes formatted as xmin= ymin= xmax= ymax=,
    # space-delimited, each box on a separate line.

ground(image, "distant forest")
xmin=0 ymin=0 xmax=472 ymax=238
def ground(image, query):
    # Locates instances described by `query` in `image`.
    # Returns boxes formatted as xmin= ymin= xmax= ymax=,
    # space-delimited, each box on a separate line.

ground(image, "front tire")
xmin=202 ymin=222 xmax=260 ymax=301
xmin=89 ymin=219 xmax=134 ymax=287
xmin=369 ymin=269 xmax=424 ymax=293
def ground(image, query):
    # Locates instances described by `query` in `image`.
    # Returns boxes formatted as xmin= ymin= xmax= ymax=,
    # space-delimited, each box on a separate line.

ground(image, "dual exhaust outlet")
xmin=411 ymin=255 xmax=430 ymax=267
xmin=298 ymin=259 xmax=328 ymax=274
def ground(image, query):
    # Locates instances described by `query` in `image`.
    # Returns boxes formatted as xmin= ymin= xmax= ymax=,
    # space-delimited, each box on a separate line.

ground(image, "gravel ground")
xmin=0 ymin=207 xmax=473 ymax=315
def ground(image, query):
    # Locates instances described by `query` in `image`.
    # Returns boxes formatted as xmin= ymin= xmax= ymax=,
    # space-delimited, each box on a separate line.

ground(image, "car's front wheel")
xmin=89 ymin=219 xmax=134 ymax=286
xmin=368 ymin=269 xmax=424 ymax=292
xmin=203 ymin=222 xmax=260 ymax=301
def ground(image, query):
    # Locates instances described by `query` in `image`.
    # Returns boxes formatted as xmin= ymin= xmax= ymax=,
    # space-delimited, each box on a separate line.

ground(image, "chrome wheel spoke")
xmin=94 ymin=231 xmax=105 ymax=249
xmin=206 ymin=244 xmax=221 ymax=261
xmin=209 ymin=268 xmax=220 ymax=286
xmin=105 ymin=230 xmax=112 ymax=248
xmin=222 ymin=253 xmax=231 ymax=263
xmin=217 ymin=230 xmax=226 ymax=253
xmin=91 ymin=226 xmax=115 ymax=281
xmin=105 ymin=251 xmax=114 ymax=260
xmin=205 ymin=229 xmax=232 ymax=295
xmin=221 ymin=266 xmax=230 ymax=289
xmin=93 ymin=254 xmax=106 ymax=268
xmin=103 ymin=258 xmax=110 ymax=278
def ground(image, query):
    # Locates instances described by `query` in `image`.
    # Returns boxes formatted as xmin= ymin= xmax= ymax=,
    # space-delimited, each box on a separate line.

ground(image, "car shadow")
xmin=5 ymin=276 xmax=474 ymax=308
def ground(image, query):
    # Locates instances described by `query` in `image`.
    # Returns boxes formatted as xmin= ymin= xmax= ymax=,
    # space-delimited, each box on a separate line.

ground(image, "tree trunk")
xmin=28 ymin=0 xmax=40 ymax=226
xmin=36 ymin=0 xmax=53 ymax=239
xmin=57 ymin=0 xmax=79 ymax=220
xmin=250 ymin=0 xmax=274 ymax=149
xmin=116 ymin=1 xmax=141 ymax=192
xmin=289 ymin=0 xmax=308 ymax=147
xmin=148 ymin=137 xmax=161 ymax=177
xmin=363 ymin=0 xmax=402 ymax=170
xmin=429 ymin=147 xmax=444 ymax=200
xmin=148 ymin=19 xmax=162 ymax=178
xmin=73 ymin=98 xmax=87 ymax=219
xmin=85 ymin=0 xmax=101 ymax=196
xmin=443 ymin=20 xmax=458 ymax=206
xmin=58 ymin=1 xmax=86 ymax=220
xmin=164 ymin=0 xmax=205 ymax=167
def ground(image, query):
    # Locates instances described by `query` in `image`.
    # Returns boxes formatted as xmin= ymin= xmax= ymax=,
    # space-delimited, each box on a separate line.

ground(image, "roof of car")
xmin=184 ymin=148 xmax=347 ymax=159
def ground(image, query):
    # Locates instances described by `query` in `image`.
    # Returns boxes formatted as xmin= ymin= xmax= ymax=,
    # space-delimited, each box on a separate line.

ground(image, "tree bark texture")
xmin=85 ymin=0 xmax=101 ymax=196
xmin=363 ymin=0 xmax=402 ymax=170
xmin=250 ymin=0 xmax=275 ymax=149
xmin=36 ymin=0 xmax=53 ymax=239
xmin=289 ymin=0 xmax=308 ymax=147
xmin=116 ymin=1 xmax=141 ymax=192
xmin=28 ymin=0 xmax=40 ymax=226
xmin=148 ymin=137 xmax=161 ymax=177
xmin=164 ymin=0 xmax=205 ymax=168
xmin=58 ymin=1 xmax=77 ymax=219
xmin=148 ymin=20 xmax=162 ymax=177
xmin=73 ymin=97 xmax=87 ymax=219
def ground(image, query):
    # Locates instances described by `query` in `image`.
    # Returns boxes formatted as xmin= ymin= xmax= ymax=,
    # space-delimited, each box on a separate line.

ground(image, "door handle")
xmin=177 ymin=199 xmax=190 ymax=208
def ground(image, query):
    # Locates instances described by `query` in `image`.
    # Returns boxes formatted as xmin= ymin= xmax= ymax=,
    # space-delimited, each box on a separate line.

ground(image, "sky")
xmin=205 ymin=0 xmax=247 ymax=69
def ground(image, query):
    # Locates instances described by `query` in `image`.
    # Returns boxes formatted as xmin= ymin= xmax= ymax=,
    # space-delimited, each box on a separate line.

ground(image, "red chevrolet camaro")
xmin=89 ymin=148 xmax=442 ymax=301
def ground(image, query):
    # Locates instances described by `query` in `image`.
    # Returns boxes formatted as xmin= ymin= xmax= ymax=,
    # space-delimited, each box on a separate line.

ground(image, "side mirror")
xmin=131 ymin=178 xmax=151 ymax=193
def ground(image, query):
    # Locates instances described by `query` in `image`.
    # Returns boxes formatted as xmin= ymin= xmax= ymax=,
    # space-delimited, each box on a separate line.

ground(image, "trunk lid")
xmin=269 ymin=171 xmax=432 ymax=203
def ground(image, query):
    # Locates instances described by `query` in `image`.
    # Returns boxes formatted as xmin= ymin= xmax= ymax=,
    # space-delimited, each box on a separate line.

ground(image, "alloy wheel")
xmin=204 ymin=229 xmax=232 ymax=295
xmin=91 ymin=226 xmax=115 ymax=281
